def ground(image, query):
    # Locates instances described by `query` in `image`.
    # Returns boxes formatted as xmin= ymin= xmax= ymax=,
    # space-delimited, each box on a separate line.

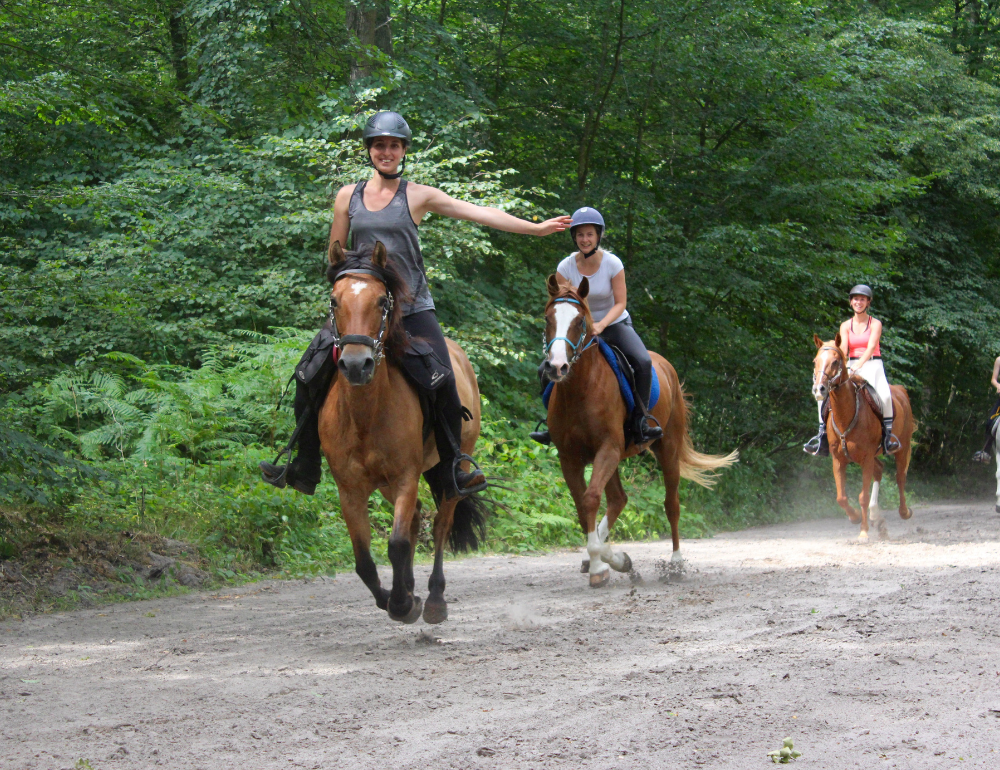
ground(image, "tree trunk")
xmin=347 ymin=1 xmax=393 ymax=82
xmin=166 ymin=1 xmax=189 ymax=93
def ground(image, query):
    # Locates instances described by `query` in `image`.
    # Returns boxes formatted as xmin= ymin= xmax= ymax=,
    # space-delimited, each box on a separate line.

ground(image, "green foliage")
xmin=4 ymin=0 xmax=1000 ymax=576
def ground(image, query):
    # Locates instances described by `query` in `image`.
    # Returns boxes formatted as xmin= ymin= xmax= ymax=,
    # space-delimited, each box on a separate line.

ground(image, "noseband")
xmin=328 ymin=268 xmax=395 ymax=367
xmin=543 ymin=297 xmax=596 ymax=366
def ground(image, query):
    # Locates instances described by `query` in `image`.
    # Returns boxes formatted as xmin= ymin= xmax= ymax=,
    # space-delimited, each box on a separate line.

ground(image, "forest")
xmin=3 ymin=0 xmax=1000 ymax=588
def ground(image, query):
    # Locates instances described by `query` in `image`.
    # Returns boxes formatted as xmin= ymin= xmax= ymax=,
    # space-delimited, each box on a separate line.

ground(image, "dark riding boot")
xmin=882 ymin=417 xmax=901 ymax=455
xmin=529 ymin=420 xmax=551 ymax=445
xmin=630 ymin=406 xmax=663 ymax=445
xmin=259 ymin=379 xmax=324 ymax=495
xmin=803 ymin=421 xmax=829 ymax=457
xmin=431 ymin=390 xmax=486 ymax=498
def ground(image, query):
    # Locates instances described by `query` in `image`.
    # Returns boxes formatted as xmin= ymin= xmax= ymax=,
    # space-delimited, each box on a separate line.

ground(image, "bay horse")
xmin=542 ymin=277 xmax=738 ymax=587
xmin=319 ymin=241 xmax=486 ymax=624
xmin=811 ymin=334 xmax=915 ymax=540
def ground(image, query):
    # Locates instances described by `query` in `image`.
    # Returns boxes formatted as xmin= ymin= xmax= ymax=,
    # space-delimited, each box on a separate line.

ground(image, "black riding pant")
xmin=600 ymin=318 xmax=654 ymax=409
xmin=290 ymin=310 xmax=462 ymax=479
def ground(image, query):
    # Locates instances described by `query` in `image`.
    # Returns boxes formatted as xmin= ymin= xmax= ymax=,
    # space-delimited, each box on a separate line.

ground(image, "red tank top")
xmin=847 ymin=317 xmax=880 ymax=358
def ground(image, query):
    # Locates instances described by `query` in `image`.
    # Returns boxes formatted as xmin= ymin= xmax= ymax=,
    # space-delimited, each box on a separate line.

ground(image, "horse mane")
xmin=326 ymin=243 xmax=410 ymax=364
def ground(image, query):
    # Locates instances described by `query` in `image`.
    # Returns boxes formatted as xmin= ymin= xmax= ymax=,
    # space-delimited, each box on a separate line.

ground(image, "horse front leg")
xmin=597 ymin=469 xmax=633 ymax=574
xmin=856 ymin=460 xmax=874 ymax=543
xmin=386 ymin=479 xmax=422 ymax=624
xmin=583 ymin=445 xmax=624 ymax=587
xmin=870 ymin=457 xmax=888 ymax=539
xmin=558 ymin=453 xmax=593 ymax=574
xmin=340 ymin=487 xmax=390 ymax=611
xmin=832 ymin=453 xmax=860 ymax=525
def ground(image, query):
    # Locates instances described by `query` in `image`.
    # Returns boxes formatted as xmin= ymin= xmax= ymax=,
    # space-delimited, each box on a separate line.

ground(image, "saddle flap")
xmin=860 ymin=382 xmax=882 ymax=419
xmin=296 ymin=325 xmax=338 ymax=386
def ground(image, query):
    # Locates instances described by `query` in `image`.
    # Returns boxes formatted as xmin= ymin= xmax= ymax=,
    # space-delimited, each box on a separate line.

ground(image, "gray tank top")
xmin=349 ymin=179 xmax=434 ymax=316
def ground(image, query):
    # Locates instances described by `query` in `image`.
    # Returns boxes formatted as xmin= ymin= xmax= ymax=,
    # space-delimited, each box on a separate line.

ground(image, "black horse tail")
xmin=449 ymin=492 xmax=489 ymax=553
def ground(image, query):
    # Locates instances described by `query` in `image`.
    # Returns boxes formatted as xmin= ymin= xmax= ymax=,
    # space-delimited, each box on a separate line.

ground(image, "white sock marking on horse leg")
xmin=670 ymin=550 xmax=684 ymax=564
xmin=587 ymin=530 xmax=609 ymax=575
xmin=995 ymin=446 xmax=1000 ymax=507
xmin=597 ymin=515 xmax=609 ymax=542
xmin=870 ymin=480 xmax=881 ymax=520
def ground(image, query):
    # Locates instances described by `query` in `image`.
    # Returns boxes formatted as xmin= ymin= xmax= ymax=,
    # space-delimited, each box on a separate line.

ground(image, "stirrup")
xmin=803 ymin=426 xmax=829 ymax=457
xmin=883 ymin=434 xmax=901 ymax=455
xmin=452 ymin=454 xmax=487 ymax=497
xmin=260 ymin=447 xmax=291 ymax=488
xmin=529 ymin=419 xmax=551 ymax=445
xmin=973 ymin=450 xmax=992 ymax=464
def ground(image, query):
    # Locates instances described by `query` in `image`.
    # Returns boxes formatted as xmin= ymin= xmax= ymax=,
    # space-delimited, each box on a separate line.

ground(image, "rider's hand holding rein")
xmin=328 ymin=134 xmax=571 ymax=253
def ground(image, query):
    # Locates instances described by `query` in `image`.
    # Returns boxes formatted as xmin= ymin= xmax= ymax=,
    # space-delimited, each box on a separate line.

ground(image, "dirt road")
xmin=2 ymin=500 xmax=1000 ymax=769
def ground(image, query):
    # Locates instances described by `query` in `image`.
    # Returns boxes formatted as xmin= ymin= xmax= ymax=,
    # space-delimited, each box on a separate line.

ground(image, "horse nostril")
xmin=362 ymin=357 xmax=375 ymax=378
xmin=558 ymin=364 xmax=568 ymax=376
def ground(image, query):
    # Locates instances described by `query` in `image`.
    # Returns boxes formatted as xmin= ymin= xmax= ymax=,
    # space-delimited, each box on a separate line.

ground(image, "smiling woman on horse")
xmin=805 ymin=284 xmax=901 ymax=457
xmin=530 ymin=206 xmax=663 ymax=446
xmin=260 ymin=111 xmax=570 ymax=497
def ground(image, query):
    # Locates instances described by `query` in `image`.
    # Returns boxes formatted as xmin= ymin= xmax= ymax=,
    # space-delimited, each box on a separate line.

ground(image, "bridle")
xmin=543 ymin=297 xmax=597 ymax=367
xmin=816 ymin=345 xmax=860 ymax=460
xmin=328 ymin=268 xmax=395 ymax=368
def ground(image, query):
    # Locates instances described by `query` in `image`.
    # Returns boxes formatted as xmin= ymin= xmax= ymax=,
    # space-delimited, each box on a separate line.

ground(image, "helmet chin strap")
xmin=581 ymin=245 xmax=599 ymax=258
xmin=369 ymin=152 xmax=406 ymax=180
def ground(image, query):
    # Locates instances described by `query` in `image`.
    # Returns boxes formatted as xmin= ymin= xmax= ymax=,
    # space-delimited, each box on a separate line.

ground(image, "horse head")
xmin=541 ymin=274 xmax=593 ymax=383
xmin=327 ymin=240 xmax=407 ymax=386
xmin=812 ymin=332 xmax=849 ymax=402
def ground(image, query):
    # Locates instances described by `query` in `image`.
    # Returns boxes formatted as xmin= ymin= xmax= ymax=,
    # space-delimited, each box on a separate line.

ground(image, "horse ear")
xmin=814 ymin=334 xmax=824 ymax=350
xmin=330 ymin=240 xmax=346 ymax=265
xmin=372 ymin=241 xmax=387 ymax=268
xmin=547 ymin=274 xmax=560 ymax=297
xmin=834 ymin=331 xmax=842 ymax=348
xmin=578 ymin=276 xmax=590 ymax=299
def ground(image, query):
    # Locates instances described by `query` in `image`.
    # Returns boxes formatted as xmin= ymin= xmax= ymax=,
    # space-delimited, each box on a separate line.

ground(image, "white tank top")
xmin=556 ymin=251 xmax=629 ymax=326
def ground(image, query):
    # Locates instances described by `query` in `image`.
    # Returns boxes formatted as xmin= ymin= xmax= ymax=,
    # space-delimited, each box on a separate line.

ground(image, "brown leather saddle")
xmin=821 ymin=380 xmax=883 ymax=422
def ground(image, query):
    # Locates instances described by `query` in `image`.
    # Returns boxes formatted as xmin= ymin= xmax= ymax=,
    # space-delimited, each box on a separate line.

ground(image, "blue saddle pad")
xmin=542 ymin=338 xmax=659 ymax=412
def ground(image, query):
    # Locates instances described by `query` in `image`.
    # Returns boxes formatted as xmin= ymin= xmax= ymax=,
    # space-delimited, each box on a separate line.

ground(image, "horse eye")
xmin=378 ymin=296 xmax=389 ymax=308
xmin=330 ymin=297 xmax=338 ymax=309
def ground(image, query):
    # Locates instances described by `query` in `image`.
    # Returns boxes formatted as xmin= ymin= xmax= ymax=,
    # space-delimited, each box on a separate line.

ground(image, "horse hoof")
xmin=580 ymin=559 xmax=590 ymax=573
xmin=900 ymin=507 xmax=913 ymax=520
xmin=589 ymin=570 xmax=611 ymax=588
xmin=611 ymin=552 xmax=632 ymax=573
xmin=422 ymin=599 xmax=448 ymax=625
xmin=857 ymin=531 xmax=869 ymax=544
xmin=389 ymin=595 xmax=423 ymax=624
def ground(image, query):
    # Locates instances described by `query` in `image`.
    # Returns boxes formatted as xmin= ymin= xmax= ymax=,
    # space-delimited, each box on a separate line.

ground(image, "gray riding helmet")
xmin=570 ymin=206 xmax=605 ymax=234
xmin=848 ymin=284 xmax=873 ymax=299
xmin=363 ymin=111 xmax=412 ymax=148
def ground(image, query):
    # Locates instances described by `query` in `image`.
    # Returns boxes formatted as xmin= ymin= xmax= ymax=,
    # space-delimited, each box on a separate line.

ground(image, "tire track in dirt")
xmin=2 ymin=501 xmax=999 ymax=769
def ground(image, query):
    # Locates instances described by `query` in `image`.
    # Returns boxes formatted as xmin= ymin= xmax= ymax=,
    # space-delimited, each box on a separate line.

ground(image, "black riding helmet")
xmin=849 ymin=284 xmax=873 ymax=300
xmin=363 ymin=111 xmax=412 ymax=180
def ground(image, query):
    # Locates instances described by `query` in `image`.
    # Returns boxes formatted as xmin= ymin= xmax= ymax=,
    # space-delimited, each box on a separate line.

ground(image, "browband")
xmin=332 ymin=267 xmax=383 ymax=284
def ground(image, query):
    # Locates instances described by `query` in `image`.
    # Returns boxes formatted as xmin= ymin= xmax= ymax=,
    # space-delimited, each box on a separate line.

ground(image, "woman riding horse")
xmin=260 ymin=111 xmax=570 ymax=496
xmin=805 ymin=284 xmax=901 ymax=457
xmin=530 ymin=207 xmax=663 ymax=446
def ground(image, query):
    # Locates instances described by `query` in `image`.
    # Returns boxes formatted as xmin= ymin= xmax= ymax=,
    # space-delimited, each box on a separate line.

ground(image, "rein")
xmin=818 ymin=345 xmax=861 ymax=461
xmin=543 ymin=297 xmax=597 ymax=366
xmin=328 ymin=268 xmax=395 ymax=367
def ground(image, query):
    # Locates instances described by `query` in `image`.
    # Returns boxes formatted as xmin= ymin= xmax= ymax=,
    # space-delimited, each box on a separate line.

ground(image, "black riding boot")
xmin=882 ymin=417 xmax=901 ymax=455
xmin=430 ymin=389 xmax=486 ymax=497
xmin=630 ymin=403 xmax=663 ymax=445
xmin=259 ymin=380 xmax=323 ymax=494
xmin=803 ymin=421 xmax=829 ymax=456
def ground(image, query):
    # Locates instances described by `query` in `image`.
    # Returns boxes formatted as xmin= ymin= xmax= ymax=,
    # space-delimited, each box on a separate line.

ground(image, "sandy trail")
xmin=2 ymin=500 xmax=1000 ymax=769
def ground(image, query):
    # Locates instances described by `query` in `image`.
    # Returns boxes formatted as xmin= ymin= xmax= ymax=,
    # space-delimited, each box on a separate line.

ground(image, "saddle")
xmin=541 ymin=340 xmax=660 ymax=439
xmin=820 ymin=380 xmax=883 ymax=422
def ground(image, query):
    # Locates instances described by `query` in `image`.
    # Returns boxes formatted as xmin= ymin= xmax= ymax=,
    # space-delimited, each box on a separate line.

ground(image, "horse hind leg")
xmin=424 ymin=495 xmax=457 ymax=625
xmin=870 ymin=458 xmax=889 ymax=540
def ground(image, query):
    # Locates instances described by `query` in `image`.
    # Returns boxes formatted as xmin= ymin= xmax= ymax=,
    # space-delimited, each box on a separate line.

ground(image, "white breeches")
xmin=851 ymin=359 xmax=893 ymax=419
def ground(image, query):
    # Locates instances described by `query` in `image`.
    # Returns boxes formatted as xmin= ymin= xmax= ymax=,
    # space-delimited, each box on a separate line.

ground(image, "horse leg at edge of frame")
xmin=857 ymin=460 xmax=873 ymax=543
xmin=584 ymin=446 xmax=623 ymax=587
xmin=871 ymin=457 xmax=888 ymax=539
xmin=896 ymin=437 xmax=913 ymax=520
xmin=424 ymin=497 xmax=458 ymax=625
xmin=597 ymin=469 xmax=631 ymax=574
xmin=833 ymin=453 xmax=860 ymax=525
xmin=386 ymin=482 xmax=422 ymax=624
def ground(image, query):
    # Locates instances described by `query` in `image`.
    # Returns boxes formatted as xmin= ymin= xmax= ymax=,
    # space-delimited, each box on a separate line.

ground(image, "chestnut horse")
xmin=319 ymin=241 xmax=486 ymax=624
xmin=811 ymin=334 xmax=915 ymax=540
xmin=542 ymin=277 xmax=738 ymax=587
